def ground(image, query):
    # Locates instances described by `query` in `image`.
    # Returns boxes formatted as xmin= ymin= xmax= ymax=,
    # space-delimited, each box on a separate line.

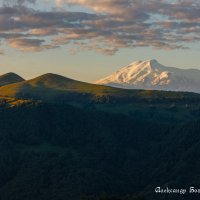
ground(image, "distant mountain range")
xmin=95 ymin=59 xmax=200 ymax=93
xmin=0 ymin=72 xmax=199 ymax=104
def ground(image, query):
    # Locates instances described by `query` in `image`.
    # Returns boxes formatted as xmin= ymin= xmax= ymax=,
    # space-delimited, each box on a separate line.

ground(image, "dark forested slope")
xmin=0 ymin=103 xmax=200 ymax=200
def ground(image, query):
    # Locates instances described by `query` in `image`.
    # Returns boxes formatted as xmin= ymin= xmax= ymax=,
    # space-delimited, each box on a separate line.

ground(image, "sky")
xmin=0 ymin=0 xmax=200 ymax=82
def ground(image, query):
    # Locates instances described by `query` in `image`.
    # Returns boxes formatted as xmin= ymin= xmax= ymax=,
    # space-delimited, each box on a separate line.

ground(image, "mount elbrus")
xmin=95 ymin=59 xmax=200 ymax=93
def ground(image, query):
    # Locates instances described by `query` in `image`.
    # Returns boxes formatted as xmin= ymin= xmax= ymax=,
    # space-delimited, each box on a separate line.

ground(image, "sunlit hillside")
xmin=0 ymin=73 xmax=200 ymax=102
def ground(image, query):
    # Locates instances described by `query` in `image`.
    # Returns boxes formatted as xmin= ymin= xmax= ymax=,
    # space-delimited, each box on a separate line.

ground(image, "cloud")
xmin=0 ymin=0 xmax=199 ymax=54
xmin=7 ymin=38 xmax=57 ymax=52
xmin=0 ymin=49 xmax=4 ymax=55
xmin=1 ymin=0 xmax=37 ymax=6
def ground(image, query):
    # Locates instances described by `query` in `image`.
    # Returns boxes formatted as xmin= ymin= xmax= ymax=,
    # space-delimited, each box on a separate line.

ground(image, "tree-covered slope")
xmin=0 ymin=103 xmax=200 ymax=200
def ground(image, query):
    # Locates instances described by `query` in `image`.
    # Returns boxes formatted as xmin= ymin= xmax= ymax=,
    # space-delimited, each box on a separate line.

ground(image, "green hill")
xmin=0 ymin=73 xmax=199 ymax=102
xmin=0 ymin=73 xmax=200 ymax=123
xmin=0 ymin=73 xmax=121 ymax=99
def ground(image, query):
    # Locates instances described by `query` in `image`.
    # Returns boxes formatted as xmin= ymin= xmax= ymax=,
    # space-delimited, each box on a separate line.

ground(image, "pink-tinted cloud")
xmin=7 ymin=38 xmax=57 ymax=52
xmin=0 ymin=0 xmax=199 ymax=54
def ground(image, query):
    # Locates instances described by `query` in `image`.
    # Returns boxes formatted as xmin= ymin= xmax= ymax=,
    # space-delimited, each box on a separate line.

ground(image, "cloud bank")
xmin=0 ymin=0 xmax=200 ymax=55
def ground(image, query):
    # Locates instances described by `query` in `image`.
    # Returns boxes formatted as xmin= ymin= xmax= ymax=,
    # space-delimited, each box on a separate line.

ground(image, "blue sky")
xmin=0 ymin=0 xmax=200 ymax=82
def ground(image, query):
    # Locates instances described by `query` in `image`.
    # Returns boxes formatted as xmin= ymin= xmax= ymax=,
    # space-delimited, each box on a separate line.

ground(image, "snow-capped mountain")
xmin=95 ymin=59 xmax=200 ymax=93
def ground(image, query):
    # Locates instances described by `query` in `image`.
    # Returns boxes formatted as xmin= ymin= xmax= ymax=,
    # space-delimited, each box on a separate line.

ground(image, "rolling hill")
xmin=0 ymin=73 xmax=200 ymax=104
xmin=0 ymin=72 xmax=24 ymax=86
xmin=0 ymin=73 xmax=121 ymax=98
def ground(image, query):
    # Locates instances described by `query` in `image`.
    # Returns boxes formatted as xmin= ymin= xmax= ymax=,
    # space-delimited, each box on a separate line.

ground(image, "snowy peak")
xmin=95 ymin=60 xmax=200 ymax=93
xmin=131 ymin=59 xmax=157 ymax=67
xmin=96 ymin=59 xmax=170 ymax=85
xmin=129 ymin=59 xmax=159 ymax=67
xmin=149 ymin=59 xmax=159 ymax=66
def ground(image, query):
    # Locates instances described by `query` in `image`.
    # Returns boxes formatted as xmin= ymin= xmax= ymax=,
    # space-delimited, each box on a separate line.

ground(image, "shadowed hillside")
xmin=0 ymin=103 xmax=199 ymax=200
xmin=0 ymin=72 xmax=24 ymax=86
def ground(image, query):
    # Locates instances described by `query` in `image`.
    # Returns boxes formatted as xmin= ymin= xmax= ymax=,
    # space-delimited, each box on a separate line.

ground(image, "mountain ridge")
xmin=0 ymin=73 xmax=123 ymax=101
xmin=95 ymin=59 xmax=200 ymax=93
xmin=0 ymin=71 xmax=200 ymax=104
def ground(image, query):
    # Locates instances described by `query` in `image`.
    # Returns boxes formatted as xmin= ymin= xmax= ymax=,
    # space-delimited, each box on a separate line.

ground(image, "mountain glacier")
xmin=95 ymin=59 xmax=200 ymax=93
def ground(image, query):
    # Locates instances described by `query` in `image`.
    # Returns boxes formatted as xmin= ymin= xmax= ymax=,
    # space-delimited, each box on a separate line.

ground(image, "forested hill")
xmin=0 ymin=103 xmax=200 ymax=200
